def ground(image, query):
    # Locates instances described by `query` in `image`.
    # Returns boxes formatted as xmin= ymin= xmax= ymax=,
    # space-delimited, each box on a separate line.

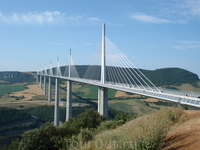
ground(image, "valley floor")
xmin=163 ymin=110 xmax=200 ymax=150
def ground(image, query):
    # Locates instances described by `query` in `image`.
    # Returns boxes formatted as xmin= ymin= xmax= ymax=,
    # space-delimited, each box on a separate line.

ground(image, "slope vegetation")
xmin=60 ymin=66 xmax=199 ymax=86
xmin=0 ymin=72 xmax=35 ymax=83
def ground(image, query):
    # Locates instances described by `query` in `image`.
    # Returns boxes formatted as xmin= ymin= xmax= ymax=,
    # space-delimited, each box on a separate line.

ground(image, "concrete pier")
xmin=40 ymin=75 xmax=42 ymax=88
xmin=66 ymin=80 xmax=72 ymax=121
xmin=54 ymin=78 xmax=60 ymax=126
xmin=43 ymin=76 xmax=46 ymax=95
xmin=98 ymin=23 xmax=108 ymax=117
xmin=98 ymin=87 xmax=108 ymax=116
xmin=48 ymin=77 xmax=51 ymax=102
xmin=36 ymin=75 xmax=38 ymax=82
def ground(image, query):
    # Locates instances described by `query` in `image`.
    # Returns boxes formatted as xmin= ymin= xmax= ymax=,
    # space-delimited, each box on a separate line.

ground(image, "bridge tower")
xmin=66 ymin=49 xmax=72 ymax=121
xmin=36 ymin=67 xmax=39 ymax=83
xmin=48 ymin=76 xmax=51 ymax=102
xmin=48 ymin=62 xmax=52 ymax=103
xmin=54 ymin=58 xmax=60 ymax=126
xmin=43 ymin=64 xmax=47 ymax=95
xmin=40 ymin=66 xmax=42 ymax=88
xmin=98 ymin=23 xmax=108 ymax=117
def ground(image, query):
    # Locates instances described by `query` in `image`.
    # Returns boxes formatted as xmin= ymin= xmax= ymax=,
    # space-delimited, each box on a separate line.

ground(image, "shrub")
xmin=114 ymin=112 xmax=131 ymax=123
xmin=77 ymin=128 xmax=94 ymax=143
xmin=83 ymin=107 xmax=186 ymax=150
xmin=19 ymin=123 xmax=62 ymax=150
xmin=97 ymin=120 xmax=124 ymax=132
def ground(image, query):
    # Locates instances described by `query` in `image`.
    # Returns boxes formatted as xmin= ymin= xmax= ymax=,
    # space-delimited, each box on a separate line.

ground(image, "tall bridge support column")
xmin=66 ymin=80 xmax=72 ymax=121
xmin=98 ymin=23 xmax=108 ymax=117
xmin=48 ymin=77 xmax=51 ymax=103
xmin=54 ymin=78 xmax=60 ymax=126
xmin=43 ymin=76 xmax=46 ymax=95
xmin=36 ymin=75 xmax=38 ymax=82
xmin=98 ymin=87 xmax=108 ymax=116
xmin=40 ymin=75 xmax=42 ymax=88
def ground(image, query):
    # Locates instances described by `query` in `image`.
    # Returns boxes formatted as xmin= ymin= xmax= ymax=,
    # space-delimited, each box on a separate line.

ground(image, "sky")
xmin=0 ymin=0 xmax=200 ymax=78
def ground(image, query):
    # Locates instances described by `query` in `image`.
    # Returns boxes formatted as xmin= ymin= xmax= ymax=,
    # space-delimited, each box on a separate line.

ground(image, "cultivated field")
xmin=173 ymin=82 xmax=200 ymax=93
xmin=1 ymin=82 xmax=200 ymax=111
xmin=108 ymin=98 xmax=152 ymax=114
xmin=0 ymin=84 xmax=27 ymax=96
xmin=10 ymin=84 xmax=43 ymax=101
xmin=0 ymin=83 xmax=49 ymax=109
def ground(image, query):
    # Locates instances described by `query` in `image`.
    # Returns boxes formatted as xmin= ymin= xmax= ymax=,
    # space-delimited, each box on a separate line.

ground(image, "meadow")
xmin=0 ymin=84 xmax=27 ymax=97
xmin=73 ymin=84 xmax=116 ymax=99
xmin=108 ymin=98 xmax=152 ymax=114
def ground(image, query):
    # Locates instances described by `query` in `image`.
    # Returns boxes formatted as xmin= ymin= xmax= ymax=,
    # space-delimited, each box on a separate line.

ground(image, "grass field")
xmin=1 ymin=81 xmax=200 ymax=111
xmin=108 ymin=98 xmax=152 ymax=114
xmin=197 ymin=81 xmax=200 ymax=87
xmin=0 ymin=83 xmax=47 ymax=109
xmin=73 ymin=84 xmax=116 ymax=99
xmin=0 ymin=84 xmax=27 ymax=96
xmin=0 ymin=96 xmax=16 ymax=103
xmin=166 ymin=82 xmax=200 ymax=93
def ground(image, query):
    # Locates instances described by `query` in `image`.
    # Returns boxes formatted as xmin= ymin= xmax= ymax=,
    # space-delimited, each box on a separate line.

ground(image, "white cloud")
xmin=0 ymin=11 xmax=65 ymax=25
xmin=130 ymin=13 xmax=172 ymax=23
xmin=160 ymin=0 xmax=200 ymax=22
xmin=131 ymin=0 xmax=200 ymax=24
xmin=178 ymin=40 xmax=200 ymax=45
xmin=84 ymin=43 xmax=93 ymax=46
xmin=89 ymin=17 xmax=102 ymax=21
xmin=53 ymin=42 xmax=64 ymax=45
xmin=0 ymin=11 xmax=101 ymax=25
xmin=172 ymin=45 xmax=200 ymax=50
xmin=183 ymin=0 xmax=200 ymax=18
xmin=172 ymin=40 xmax=200 ymax=50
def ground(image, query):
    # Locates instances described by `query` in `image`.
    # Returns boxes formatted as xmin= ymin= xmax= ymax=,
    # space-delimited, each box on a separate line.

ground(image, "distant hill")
xmin=0 ymin=107 xmax=31 ymax=127
xmin=60 ymin=65 xmax=199 ymax=86
xmin=0 ymin=67 xmax=199 ymax=86
xmin=0 ymin=72 xmax=36 ymax=83
xmin=141 ymin=68 xmax=199 ymax=86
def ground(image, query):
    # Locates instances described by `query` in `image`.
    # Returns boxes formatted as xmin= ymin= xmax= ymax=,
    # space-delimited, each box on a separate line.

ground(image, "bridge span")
xmin=38 ymin=23 xmax=200 ymax=126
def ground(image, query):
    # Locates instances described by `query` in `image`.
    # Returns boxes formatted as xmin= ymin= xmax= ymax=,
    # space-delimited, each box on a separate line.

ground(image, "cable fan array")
xmin=82 ymin=36 xmax=160 ymax=92
xmin=40 ymin=36 xmax=160 ymax=93
xmin=41 ymin=57 xmax=80 ymax=78
xmin=63 ymin=57 xmax=80 ymax=78
xmin=105 ymin=37 xmax=160 ymax=92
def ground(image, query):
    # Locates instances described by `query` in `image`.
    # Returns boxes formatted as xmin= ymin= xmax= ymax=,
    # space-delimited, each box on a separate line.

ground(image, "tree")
xmin=114 ymin=112 xmax=131 ymax=123
xmin=19 ymin=123 xmax=62 ymax=150
xmin=59 ymin=108 xmax=106 ymax=137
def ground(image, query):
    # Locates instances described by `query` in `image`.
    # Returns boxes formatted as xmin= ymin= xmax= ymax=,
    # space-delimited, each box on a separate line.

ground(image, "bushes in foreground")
xmin=18 ymin=109 xmax=107 ymax=150
xmin=18 ymin=107 xmax=187 ymax=150
xmin=76 ymin=107 xmax=186 ymax=150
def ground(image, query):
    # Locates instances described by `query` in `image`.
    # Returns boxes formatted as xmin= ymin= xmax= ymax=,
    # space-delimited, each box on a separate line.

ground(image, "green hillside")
xmin=0 ymin=84 xmax=27 ymax=97
xmin=0 ymin=107 xmax=31 ymax=126
xmin=1 ymin=67 xmax=198 ymax=86
xmin=60 ymin=65 xmax=199 ymax=86
xmin=0 ymin=72 xmax=36 ymax=83
xmin=73 ymin=84 xmax=116 ymax=99
xmin=142 ymin=68 xmax=199 ymax=86
xmin=108 ymin=98 xmax=152 ymax=114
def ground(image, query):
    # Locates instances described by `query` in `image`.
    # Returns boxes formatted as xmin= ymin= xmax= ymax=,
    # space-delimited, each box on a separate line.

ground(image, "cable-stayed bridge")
xmin=38 ymin=24 xmax=200 ymax=126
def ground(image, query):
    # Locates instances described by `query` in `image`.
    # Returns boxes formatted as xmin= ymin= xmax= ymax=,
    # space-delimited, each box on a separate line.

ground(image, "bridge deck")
xmin=40 ymin=74 xmax=200 ymax=108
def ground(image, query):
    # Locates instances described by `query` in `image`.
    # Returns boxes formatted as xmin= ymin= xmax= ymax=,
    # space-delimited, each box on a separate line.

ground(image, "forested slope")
xmin=0 ymin=72 xmax=35 ymax=83
xmin=60 ymin=65 xmax=199 ymax=86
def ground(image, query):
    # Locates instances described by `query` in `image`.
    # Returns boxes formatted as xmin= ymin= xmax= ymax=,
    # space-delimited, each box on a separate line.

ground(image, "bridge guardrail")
xmin=38 ymin=74 xmax=200 ymax=108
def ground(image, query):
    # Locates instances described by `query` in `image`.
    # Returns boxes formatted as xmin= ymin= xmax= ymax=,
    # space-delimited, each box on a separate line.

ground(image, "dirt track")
xmin=163 ymin=110 xmax=200 ymax=150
